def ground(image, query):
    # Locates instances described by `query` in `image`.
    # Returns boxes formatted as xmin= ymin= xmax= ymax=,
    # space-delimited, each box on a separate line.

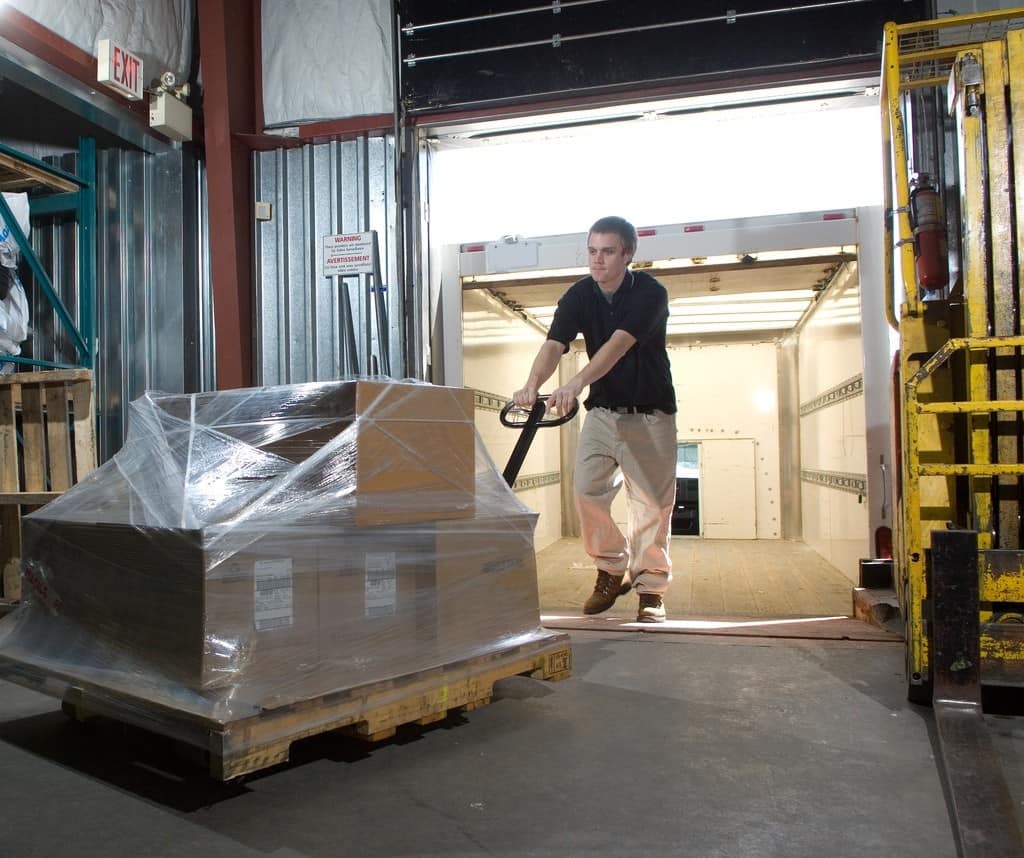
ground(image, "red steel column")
xmin=196 ymin=0 xmax=256 ymax=389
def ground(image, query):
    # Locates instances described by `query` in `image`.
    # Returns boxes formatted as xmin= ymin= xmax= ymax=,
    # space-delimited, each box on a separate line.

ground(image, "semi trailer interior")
xmin=421 ymin=85 xmax=894 ymax=616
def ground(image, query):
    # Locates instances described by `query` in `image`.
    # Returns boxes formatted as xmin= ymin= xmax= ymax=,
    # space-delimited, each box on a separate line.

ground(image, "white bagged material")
xmin=0 ymin=273 xmax=29 ymax=372
xmin=0 ymin=192 xmax=30 ymax=268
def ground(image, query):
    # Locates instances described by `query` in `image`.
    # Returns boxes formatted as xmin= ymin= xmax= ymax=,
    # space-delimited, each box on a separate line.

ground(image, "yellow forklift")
xmin=883 ymin=8 xmax=1024 ymax=854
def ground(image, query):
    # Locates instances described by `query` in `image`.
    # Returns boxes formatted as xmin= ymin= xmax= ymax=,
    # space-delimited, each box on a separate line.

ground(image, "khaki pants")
xmin=573 ymin=407 xmax=677 ymax=595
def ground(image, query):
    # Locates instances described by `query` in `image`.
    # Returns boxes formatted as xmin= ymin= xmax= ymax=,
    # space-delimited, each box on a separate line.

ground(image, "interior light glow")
xmin=671 ymin=290 xmax=816 ymax=305
xmin=463 ymin=331 xmax=547 ymax=346
xmin=463 ymin=266 xmax=587 ymax=284
xmin=752 ymin=389 xmax=776 ymax=413
xmin=666 ymin=320 xmax=800 ymax=334
xmin=672 ymin=302 xmax=812 ymax=316
xmin=674 ymin=311 xmax=804 ymax=323
xmin=431 ymin=98 xmax=881 ymax=244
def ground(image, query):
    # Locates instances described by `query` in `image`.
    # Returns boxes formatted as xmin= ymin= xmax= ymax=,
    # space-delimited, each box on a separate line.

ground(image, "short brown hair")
xmin=589 ymin=216 xmax=638 ymax=255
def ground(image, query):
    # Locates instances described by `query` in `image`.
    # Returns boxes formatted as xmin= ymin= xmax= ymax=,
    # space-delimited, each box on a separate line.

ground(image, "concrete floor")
xmin=2 ymin=628 xmax=1022 ymax=857
xmin=2 ymin=538 xmax=1023 ymax=856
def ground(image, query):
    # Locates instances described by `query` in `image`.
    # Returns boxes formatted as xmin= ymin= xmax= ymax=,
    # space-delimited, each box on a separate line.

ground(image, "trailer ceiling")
xmin=463 ymin=252 xmax=854 ymax=343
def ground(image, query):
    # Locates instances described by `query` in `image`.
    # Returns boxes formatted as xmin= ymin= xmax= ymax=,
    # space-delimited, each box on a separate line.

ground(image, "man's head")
xmin=587 ymin=216 xmax=637 ymax=292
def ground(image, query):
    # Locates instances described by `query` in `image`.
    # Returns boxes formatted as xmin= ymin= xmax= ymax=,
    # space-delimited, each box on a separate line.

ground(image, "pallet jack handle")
xmin=499 ymin=395 xmax=579 ymax=487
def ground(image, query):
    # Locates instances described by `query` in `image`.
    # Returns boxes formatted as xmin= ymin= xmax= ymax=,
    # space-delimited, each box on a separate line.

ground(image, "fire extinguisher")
xmin=909 ymin=173 xmax=949 ymax=292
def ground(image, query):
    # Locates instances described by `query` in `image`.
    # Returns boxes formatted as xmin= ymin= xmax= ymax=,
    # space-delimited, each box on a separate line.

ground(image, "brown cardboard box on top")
xmin=433 ymin=511 xmax=543 ymax=662
xmin=20 ymin=518 xmax=319 ymax=697
xmin=150 ymin=380 xmax=476 ymax=527
xmin=342 ymin=381 xmax=476 ymax=527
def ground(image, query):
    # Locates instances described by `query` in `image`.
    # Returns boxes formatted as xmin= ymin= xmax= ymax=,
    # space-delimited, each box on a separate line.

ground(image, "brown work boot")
xmin=619 ymin=570 xmax=633 ymax=596
xmin=637 ymin=593 xmax=666 ymax=623
xmin=583 ymin=570 xmax=625 ymax=615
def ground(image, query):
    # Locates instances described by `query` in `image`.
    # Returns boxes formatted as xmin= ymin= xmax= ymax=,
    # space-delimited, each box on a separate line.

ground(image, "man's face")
xmin=587 ymin=231 xmax=633 ymax=291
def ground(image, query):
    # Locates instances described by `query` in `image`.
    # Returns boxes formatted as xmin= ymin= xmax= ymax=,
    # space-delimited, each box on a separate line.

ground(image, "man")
xmin=513 ymin=216 xmax=677 ymax=623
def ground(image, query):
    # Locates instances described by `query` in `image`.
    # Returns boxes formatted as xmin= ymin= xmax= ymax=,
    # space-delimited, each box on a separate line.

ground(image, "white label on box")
xmin=365 ymin=552 xmax=397 ymax=617
xmin=254 ymin=558 xmax=294 ymax=631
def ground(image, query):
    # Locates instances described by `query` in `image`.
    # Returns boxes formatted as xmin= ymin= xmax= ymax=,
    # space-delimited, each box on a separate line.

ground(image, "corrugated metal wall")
xmin=30 ymin=145 xmax=209 ymax=461
xmin=253 ymin=135 xmax=408 ymax=385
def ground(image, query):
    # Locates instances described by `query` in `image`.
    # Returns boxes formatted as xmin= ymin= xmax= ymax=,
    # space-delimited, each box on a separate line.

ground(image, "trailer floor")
xmin=537 ymin=536 xmax=856 ymax=621
xmin=3 ymin=629 xmax=1019 ymax=857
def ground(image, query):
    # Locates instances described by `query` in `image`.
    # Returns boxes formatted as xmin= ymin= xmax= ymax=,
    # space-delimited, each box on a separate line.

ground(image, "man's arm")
xmin=512 ymin=339 xmax=566 ymax=407
xmin=547 ymin=329 xmax=636 ymax=414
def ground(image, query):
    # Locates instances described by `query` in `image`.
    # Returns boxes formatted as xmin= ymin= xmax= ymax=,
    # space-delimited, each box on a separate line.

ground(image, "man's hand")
xmin=512 ymin=385 xmax=538 ymax=408
xmin=547 ymin=379 xmax=583 ymax=415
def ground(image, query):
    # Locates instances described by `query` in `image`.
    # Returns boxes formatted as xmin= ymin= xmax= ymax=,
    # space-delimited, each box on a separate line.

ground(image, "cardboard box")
xmin=329 ymin=381 xmax=476 ymax=526
xmin=434 ymin=511 xmax=542 ymax=660
xmin=317 ymin=527 xmax=440 ymax=688
xmin=20 ymin=518 xmax=319 ymax=694
xmin=17 ymin=510 xmax=545 ymax=707
xmin=150 ymin=380 xmax=476 ymax=526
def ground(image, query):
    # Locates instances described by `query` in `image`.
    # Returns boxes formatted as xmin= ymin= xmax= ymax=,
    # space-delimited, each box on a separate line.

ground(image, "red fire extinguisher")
xmin=909 ymin=173 xmax=949 ymax=292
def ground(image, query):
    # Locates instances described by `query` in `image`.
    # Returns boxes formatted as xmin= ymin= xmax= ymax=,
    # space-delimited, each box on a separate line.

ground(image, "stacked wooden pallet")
xmin=0 ymin=369 xmax=96 ymax=602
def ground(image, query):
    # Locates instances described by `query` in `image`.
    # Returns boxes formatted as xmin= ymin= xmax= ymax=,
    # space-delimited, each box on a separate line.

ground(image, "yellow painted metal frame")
xmin=883 ymin=8 xmax=1024 ymax=695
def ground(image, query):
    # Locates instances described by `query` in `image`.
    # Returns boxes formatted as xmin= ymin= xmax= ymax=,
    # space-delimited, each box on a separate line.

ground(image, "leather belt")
xmin=605 ymin=406 xmax=655 ymax=414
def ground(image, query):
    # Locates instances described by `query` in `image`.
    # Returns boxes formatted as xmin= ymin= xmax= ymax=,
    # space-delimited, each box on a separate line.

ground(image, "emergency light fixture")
xmin=150 ymin=90 xmax=193 ymax=142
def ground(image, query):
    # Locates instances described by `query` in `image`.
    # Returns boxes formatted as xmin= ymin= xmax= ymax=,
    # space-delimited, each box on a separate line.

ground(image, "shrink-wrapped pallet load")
xmin=0 ymin=379 xmax=560 ymax=727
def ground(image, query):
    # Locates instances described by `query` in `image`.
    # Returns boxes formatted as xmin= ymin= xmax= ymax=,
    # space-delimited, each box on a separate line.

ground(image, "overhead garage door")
xmin=397 ymin=0 xmax=927 ymax=114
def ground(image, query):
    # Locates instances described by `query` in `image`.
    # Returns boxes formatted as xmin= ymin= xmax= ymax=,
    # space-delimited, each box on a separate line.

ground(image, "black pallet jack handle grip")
xmin=499 ymin=395 xmax=579 ymax=487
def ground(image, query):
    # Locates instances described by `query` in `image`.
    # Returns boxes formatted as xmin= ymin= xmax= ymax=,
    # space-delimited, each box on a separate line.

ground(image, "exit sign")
xmin=97 ymin=39 xmax=144 ymax=101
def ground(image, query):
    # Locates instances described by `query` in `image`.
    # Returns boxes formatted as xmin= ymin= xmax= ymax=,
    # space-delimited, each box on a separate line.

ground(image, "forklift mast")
xmin=883 ymin=6 xmax=1024 ymax=704
xmin=883 ymin=10 xmax=1024 ymax=853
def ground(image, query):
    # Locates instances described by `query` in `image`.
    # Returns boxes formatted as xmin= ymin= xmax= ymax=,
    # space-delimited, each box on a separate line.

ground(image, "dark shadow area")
xmin=671 ymin=475 xmax=699 ymax=536
xmin=491 ymin=674 xmax=557 ymax=702
xmin=0 ymin=701 xmax=491 ymax=810
xmin=0 ymin=674 xmax=558 ymax=812
xmin=982 ymin=685 xmax=1024 ymax=716
xmin=0 ymin=710 xmax=250 ymax=810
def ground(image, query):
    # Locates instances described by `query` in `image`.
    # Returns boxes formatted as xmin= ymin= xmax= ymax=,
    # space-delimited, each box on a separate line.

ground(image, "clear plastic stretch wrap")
xmin=0 ymin=379 xmax=549 ymax=725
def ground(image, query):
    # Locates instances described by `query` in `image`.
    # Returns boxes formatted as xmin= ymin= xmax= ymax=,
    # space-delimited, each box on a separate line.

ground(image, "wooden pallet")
xmin=4 ymin=632 xmax=572 ymax=780
xmin=0 ymin=369 xmax=96 ymax=601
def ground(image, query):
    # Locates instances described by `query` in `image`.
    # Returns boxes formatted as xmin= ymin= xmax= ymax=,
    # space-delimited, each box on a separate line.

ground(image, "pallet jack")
xmin=498 ymin=395 xmax=578 ymax=488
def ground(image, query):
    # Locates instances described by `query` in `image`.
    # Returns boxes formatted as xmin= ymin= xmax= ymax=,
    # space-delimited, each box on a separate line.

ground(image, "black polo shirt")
xmin=546 ymin=268 xmax=676 ymax=413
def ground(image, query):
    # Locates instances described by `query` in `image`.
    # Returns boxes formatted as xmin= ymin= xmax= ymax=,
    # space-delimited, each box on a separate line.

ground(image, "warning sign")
xmin=323 ymin=231 xmax=374 ymax=277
